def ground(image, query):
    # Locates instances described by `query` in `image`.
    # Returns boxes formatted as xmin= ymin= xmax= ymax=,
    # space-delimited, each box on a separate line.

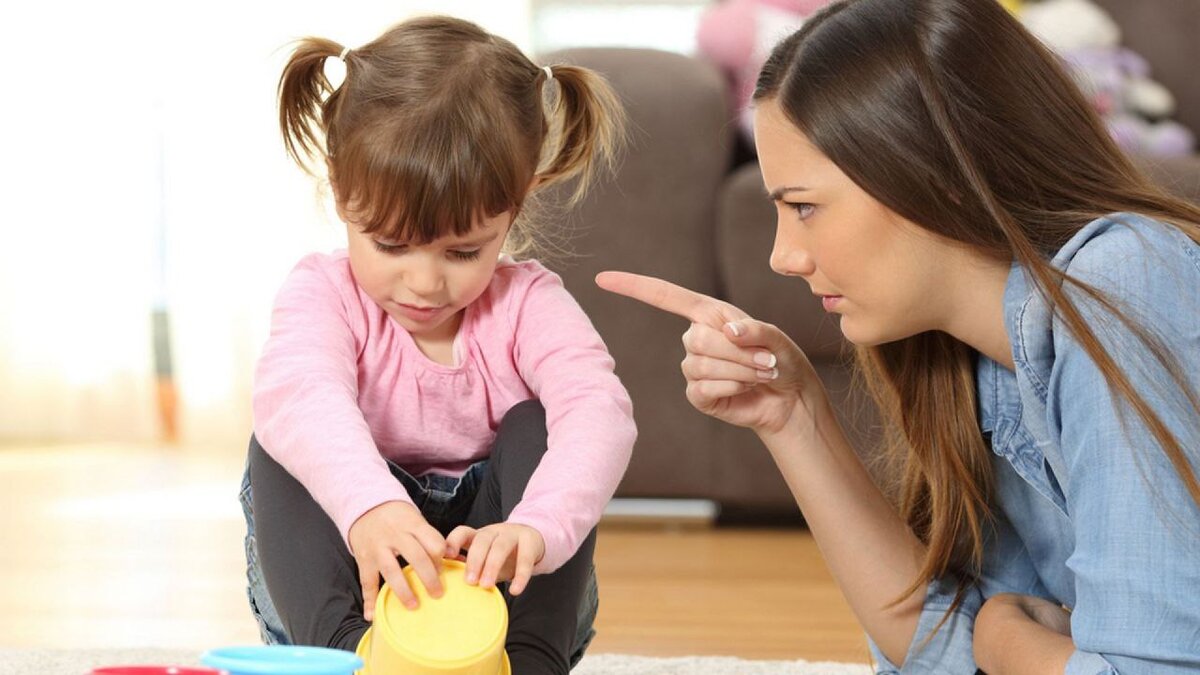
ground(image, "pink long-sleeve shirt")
xmin=252 ymin=251 xmax=636 ymax=573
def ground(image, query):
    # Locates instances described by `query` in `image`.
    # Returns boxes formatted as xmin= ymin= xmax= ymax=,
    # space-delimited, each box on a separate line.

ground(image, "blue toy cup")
xmin=200 ymin=646 xmax=362 ymax=675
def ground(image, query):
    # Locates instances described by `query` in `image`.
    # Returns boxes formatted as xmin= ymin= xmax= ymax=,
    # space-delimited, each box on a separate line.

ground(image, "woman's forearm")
xmin=974 ymin=596 xmax=1074 ymax=674
xmin=758 ymin=397 xmax=927 ymax=666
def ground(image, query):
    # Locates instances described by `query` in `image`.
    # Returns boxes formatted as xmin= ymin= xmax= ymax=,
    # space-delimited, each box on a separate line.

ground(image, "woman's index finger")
xmin=595 ymin=271 xmax=718 ymax=324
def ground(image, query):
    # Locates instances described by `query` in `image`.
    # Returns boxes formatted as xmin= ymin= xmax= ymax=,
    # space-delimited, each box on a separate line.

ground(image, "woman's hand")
xmin=444 ymin=523 xmax=545 ymax=596
xmin=595 ymin=271 xmax=823 ymax=436
xmin=348 ymin=500 xmax=447 ymax=619
xmin=974 ymin=593 xmax=1074 ymax=674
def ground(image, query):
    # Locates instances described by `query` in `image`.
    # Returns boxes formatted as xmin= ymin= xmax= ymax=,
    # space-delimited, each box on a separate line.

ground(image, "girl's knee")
xmin=493 ymin=400 xmax=549 ymax=462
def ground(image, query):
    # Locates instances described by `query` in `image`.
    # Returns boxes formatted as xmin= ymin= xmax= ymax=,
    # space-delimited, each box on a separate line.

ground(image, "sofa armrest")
xmin=538 ymin=48 xmax=737 ymax=499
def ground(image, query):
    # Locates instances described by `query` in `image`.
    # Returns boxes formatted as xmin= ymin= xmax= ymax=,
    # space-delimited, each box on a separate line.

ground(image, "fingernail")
xmin=467 ymin=573 xmax=477 ymax=584
xmin=757 ymin=368 xmax=779 ymax=380
xmin=754 ymin=352 xmax=776 ymax=368
xmin=725 ymin=321 xmax=743 ymax=337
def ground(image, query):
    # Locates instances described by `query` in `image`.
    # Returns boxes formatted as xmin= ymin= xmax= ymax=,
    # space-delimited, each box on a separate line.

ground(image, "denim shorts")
xmin=238 ymin=457 xmax=598 ymax=663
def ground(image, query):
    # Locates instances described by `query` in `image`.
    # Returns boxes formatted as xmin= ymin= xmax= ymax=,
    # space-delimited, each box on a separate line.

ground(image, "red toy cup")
xmin=91 ymin=662 xmax=226 ymax=667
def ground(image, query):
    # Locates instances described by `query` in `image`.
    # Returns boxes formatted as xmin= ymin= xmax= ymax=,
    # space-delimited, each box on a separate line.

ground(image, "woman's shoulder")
xmin=1054 ymin=213 xmax=1200 ymax=287
xmin=1009 ymin=213 xmax=1199 ymax=396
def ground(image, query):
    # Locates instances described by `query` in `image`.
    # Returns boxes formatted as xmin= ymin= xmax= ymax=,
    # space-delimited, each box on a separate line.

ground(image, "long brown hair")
xmin=753 ymin=0 xmax=1200 ymax=612
xmin=277 ymin=15 xmax=624 ymax=255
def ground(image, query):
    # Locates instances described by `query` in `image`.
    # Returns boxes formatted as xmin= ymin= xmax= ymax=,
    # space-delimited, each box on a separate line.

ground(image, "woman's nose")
xmin=770 ymin=231 xmax=815 ymax=278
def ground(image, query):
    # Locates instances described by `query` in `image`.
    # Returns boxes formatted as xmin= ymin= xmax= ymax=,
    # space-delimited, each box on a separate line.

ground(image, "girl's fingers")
xmin=398 ymin=537 xmax=443 ymax=599
xmin=479 ymin=536 xmax=516 ymax=589
xmin=465 ymin=530 xmax=497 ymax=584
xmin=358 ymin=557 xmax=381 ymax=621
xmin=377 ymin=552 xmax=417 ymax=611
xmin=445 ymin=525 xmax=476 ymax=560
xmin=684 ymin=323 xmax=778 ymax=371
xmin=416 ymin=527 xmax=449 ymax=567
xmin=509 ymin=535 xmax=540 ymax=596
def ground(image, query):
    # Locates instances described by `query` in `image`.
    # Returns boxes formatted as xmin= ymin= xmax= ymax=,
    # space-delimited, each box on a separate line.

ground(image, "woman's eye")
xmin=787 ymin=202 xmax=815 ymax=219
xmin=450 ymin=249 xmax=482 ymax=261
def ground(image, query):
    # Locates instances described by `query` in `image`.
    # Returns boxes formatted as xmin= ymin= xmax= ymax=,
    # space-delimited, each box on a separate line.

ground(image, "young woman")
xmin=599 ymin=0 xmax=1200 ymax=672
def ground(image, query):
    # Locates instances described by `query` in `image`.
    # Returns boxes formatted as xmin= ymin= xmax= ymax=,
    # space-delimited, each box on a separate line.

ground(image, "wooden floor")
xmin=0 ymin=443 xmax=870 ymax=664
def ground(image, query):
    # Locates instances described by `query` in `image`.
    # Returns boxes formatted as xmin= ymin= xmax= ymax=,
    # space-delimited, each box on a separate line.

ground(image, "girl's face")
xmin=752 ymin=100 xmax=965 ymax=346
xmin=344 ymin=210 xmax=512 ymax=342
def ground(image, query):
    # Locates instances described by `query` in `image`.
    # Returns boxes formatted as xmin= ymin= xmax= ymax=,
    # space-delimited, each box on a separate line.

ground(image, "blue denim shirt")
xmin=870 ymin=213 xmax=1200 ymax=674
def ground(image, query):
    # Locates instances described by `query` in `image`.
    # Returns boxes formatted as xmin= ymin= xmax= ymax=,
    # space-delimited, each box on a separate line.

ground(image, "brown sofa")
xmin=542 ymin=0 xmax=1200 ymax=518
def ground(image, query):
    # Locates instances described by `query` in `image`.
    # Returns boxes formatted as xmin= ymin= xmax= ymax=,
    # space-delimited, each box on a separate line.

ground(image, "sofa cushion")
xmin=540 ymin=48 xmax=737 ymax=499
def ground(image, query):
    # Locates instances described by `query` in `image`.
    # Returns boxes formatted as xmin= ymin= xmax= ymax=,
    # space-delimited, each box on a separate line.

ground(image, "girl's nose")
xmin=404 ymin=258 xmax=444 ymax=296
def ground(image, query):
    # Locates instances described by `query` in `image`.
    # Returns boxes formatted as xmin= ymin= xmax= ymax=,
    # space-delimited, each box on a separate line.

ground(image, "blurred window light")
xmin=532 ymin=0 xmax=707 ymax=55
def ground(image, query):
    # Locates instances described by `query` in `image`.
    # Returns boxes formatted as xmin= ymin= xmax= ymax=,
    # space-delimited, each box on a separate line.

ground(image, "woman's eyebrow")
xmin=768 ymin=185 xmax=811 ymax=200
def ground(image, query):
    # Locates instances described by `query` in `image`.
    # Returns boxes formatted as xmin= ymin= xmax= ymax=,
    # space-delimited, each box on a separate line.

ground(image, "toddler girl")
xmin=238 ymin=15 xmax=635 ymax=674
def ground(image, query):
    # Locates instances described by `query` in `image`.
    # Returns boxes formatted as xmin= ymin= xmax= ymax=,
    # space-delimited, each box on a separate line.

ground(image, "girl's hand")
xmin=348 ymin=500 xmax=447 ymax=620
xmin=444 ymin=523 xmax=545 ymax=596
xmin=595 ymin=271 xmax=823 ymax=435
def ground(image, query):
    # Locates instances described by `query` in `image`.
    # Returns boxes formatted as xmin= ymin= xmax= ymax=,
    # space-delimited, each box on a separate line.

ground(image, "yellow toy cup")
xmin=357 ymin=559 xmax=510 ymax=675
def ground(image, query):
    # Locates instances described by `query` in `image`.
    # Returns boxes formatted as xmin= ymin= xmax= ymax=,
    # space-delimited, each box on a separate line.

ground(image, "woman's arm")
xmin=974 ymin=593 xmax=1074 ymax=674
xmin=1036 ymin=218 xmax=1200 ymax=674
xmin=757 ymin=391 xmax=927 ymax=664
xmin=597 ymin=271 xmax=937 ymax=667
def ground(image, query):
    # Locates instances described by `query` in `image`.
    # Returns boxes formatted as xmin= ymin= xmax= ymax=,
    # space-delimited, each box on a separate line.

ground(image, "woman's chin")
xmin=838 ymin=318 xmax=905 ymax=348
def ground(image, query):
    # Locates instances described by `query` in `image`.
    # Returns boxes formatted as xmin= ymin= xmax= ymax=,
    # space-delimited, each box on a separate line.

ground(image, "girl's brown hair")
xmin=278 ymin=15 xmax=624 ymax=255
xmin=753 ymin=0 xmax=1200 ymax=618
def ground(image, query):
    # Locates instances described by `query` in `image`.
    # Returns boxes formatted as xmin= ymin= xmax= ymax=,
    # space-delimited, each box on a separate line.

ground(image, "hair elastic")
xmin=542 ymin=65 xmax=553 ymax=81
xmin=339 ymin=47 xmax=351 ymax=62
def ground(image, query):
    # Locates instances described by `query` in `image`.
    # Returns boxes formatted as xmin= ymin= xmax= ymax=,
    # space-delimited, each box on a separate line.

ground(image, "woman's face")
xmin=752 ymin=100 xmax=962 ymax=346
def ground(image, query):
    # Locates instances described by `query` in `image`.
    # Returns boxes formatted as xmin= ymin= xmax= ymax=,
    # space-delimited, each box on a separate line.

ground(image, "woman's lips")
xmin=821 ymin=295 xmax=843 ymax=312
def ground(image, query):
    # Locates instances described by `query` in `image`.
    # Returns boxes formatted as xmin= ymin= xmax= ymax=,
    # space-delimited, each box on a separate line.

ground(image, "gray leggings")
xmin=240 ymin=400 xmax=598 ymax=674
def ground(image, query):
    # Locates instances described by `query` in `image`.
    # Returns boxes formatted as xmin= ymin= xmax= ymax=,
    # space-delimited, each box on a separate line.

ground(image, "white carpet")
xmin=0 ymin=648 xmax=874 ymax=674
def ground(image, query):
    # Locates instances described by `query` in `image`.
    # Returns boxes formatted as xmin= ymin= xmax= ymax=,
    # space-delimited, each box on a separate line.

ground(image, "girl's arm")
xmin=503 ymin=264 xmax=637 ymax=574
xmin=253 ymin=255 xmax=414 ymax=546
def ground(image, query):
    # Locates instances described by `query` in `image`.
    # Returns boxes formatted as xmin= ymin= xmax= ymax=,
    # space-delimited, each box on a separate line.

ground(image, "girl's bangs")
xmin=334 ymin=126 xmax=523 ymax=243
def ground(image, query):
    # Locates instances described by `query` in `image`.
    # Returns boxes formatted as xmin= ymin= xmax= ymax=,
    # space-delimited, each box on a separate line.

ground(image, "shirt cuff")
xmin=868 ymin=576 xmax=982 ymax=674
xmin=1066 ymin=650 xmax=1118 ymax=675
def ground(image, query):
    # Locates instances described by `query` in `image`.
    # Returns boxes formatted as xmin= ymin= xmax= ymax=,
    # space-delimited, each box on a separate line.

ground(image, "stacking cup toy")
xmin=92 ymin=669 xmax=226 ymax=675
xmin=357 ymin=559 xmax=510 ymax=674
xmin=200 ymin=645 xmax=362 ymax=675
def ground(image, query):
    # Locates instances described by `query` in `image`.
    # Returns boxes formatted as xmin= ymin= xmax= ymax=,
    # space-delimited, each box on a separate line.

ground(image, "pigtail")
xmin=536 ymin=64 xmax=627 ymax=205
xmin=278 ymin=37 xmax=348 ymax=175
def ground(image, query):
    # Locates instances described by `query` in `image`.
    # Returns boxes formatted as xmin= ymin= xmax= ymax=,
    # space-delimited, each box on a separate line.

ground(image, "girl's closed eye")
xmin=372 ymin=240 xmax=406 ymax=255
xmin=449 ymin=249 xmax=482 ymax=261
